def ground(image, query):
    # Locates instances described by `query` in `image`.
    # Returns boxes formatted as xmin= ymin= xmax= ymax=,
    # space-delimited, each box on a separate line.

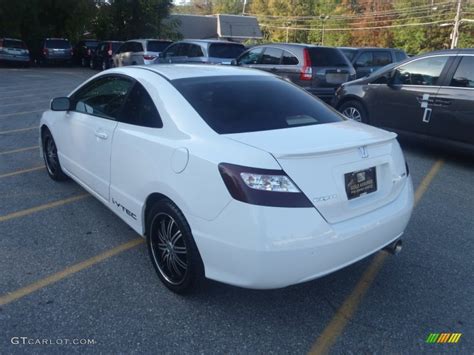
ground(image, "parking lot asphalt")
xmin=0 ymin=67 xmax=472 ymax=354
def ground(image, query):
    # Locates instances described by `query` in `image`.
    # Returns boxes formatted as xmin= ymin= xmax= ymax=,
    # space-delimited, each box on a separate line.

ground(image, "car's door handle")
xmin=95 ymin=131 xmax=108 ymax=140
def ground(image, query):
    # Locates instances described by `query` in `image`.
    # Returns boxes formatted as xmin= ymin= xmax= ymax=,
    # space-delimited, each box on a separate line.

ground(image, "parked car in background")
xmin=0 ymin=38 xmax=30 ymax=66
xmin=236 ymin=44 xmax=355 ymax=102
xmin=333 ymin=49 xmax=474 ymax=152
xmin=156 ymin=39 xmax=245 ymax=65
xmin=33 ymin=38 xmax=73 ymax=65
xmin=73 ymin=39 xmax=99 ymax=67
xmin=112 ymin=39 xmax=172 ymax=67
xmin=339 ymin=47 xmax=408 ymax=78
xmin=90 ymin=41 xmax=123 ymax=70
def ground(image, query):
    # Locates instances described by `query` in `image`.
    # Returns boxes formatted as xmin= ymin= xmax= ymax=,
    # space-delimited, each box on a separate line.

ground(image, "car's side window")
xmin=392 ymin=56 xmax=449 ymax=86
xmin=130 ymin=42 xmax=143 ymax=53
xmin=261 ymin=48 xmax=283 ymax=65
xmin=71 ymin=76 xmax=134 ymax=120
xmin=395 ymin=50 xmax=407 ymax=62
xmin=238 ymin=48 xmax=263 ymax=65
xmin=373 ymin=51 xmax=391 ymax=66
xmin=118 ymin=82 xmax=163 ymax=128
xmin=163 ymin=43 xmax=178 ymax=57
xmin=450 ymin=56 xmax=474 ymax=88
xmin=187 ymin=44 xmax=204 ymax=58
xmin=282 ymin=50 xmax=299 ymax=65
xmin=355 ymin=52 xmax=372 ymax=67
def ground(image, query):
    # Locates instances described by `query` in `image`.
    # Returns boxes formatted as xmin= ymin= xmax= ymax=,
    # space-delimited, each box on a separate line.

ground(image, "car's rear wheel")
xmin=339 ymin=100 xmax=368 ymax=123
xmin=147 ymin=199 xmax=204 ymax=294
xmin=42 ymin=129 xmax=68 ymax=181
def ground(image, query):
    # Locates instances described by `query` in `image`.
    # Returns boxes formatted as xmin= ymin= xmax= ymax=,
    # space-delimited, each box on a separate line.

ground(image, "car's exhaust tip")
xmin=383 ymin=239 xmax=402 ymax=255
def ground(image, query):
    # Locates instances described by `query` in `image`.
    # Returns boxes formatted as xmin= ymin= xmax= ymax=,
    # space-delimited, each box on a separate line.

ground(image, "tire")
xmin=146 ymin=199 xmax=204 ymax=294
xmin=41 ymin=129 xmax=68 ymax=181
xmin=339 ymin=100 xmax=368 ymax=123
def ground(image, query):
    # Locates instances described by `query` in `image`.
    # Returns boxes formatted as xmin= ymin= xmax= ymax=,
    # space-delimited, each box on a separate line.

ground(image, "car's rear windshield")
xmin=147 ymin=41 xmax=171 ymax=52
xmin=172 ymin=75 xmax=343 ymax=134
xmin=308 ymin=47 xmax=349 ymax=67
xmin=208 ymin=43 xmax=245 ymax=59
xmin=45 ymin=40 xmax=70 ymax=49
xmin=340 ymin=48 xmax=356 ymax=61
xmin=85 ymin=41 xmax=98 ymax=48
xmin=3 ymin=39 xmax=26 ymax=49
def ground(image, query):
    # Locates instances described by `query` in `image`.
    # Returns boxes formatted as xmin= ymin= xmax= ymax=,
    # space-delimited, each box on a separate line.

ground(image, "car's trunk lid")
xmin=225 ymin=121 xmax=408 ymax=224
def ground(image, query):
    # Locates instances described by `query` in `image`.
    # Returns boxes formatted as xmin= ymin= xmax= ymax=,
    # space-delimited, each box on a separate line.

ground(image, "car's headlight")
xmin=218 ymin=163 xmax=312 ymax=207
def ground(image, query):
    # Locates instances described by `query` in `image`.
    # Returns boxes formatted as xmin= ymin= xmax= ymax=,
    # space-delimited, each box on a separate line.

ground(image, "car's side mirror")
xmin=387 ymin=70 xmax=397 ymax=86
xmin=51 ymin=97 xmax=71 ymax=111
xmin=157 ymin=52 xmax=163 ymax=58
xmin=231 ymin=59 xmax=237 ymax=66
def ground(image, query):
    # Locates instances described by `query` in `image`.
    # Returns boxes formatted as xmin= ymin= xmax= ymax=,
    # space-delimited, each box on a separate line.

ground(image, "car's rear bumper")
xmin=0 ymin=54 xmax=29 ymax=62
xmin=305 ymin=87 xmax=338 ymax=102
xmin=189 ymin=177 xmax=414 ymax=289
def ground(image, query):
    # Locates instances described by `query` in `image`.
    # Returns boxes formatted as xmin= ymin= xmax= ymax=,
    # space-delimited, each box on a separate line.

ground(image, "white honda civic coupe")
xmin=40 ymin=64 xmax=414 ymax=293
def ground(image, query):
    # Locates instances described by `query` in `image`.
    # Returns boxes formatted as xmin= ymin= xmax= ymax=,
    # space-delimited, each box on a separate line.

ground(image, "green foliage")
xmin=0 ymin=0 xmax=174 ymax=46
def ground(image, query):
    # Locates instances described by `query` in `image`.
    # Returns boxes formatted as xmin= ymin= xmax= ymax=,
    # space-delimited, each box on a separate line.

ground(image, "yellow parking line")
xmin=0 ymin=238 xmax=144 ymax=306
xmin=0 ymin=166 xmax=44 ymax=179
xmin=0 ymin=193 xmax=90 ymax=223
xmin=0 ymin=127 xmax=37 ymax=135
xmin=309 ymin=159 xmax=445 ymax=355
xmin=0 ymin=110 xmax=43 ymax=118
xmin=0 ymin=146 xmax=39 ymax=155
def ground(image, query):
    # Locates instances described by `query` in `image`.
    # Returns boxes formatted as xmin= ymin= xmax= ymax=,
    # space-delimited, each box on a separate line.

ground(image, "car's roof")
xmin=339 ymin=47 xmax=401 ymax=51
xmin=115 ymin=64 xmax=272 ymax=81
xmin=127 ymin=39 xmax=172 ymax=43
xmin=252 ymin=43 xmax=338 ymax=51
xmin=178 ymin=39 xmax=243 ymax=45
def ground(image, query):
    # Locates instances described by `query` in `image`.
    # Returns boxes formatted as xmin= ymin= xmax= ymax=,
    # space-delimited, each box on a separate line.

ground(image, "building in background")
xmin=168 ymin=14 xmax=262 ymax=41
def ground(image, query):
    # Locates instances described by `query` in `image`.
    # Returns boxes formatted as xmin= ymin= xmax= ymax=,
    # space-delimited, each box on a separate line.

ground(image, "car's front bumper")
xmin=189 ymin=177 xmax=414 ymax=289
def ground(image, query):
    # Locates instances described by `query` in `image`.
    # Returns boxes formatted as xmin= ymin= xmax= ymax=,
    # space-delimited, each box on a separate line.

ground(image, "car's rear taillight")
xmin=107 ymin=49 xmax=112 ymax=56
xmin=143 ymin=54 xmax=156 ymax=61
xmin=218 ymin=163 xmax=312 ymax=207
xmin=43 ymin=48 xmax=49 ymax=56
xmin=87 ymin=49 xmax=91 ymax=56
xmin=300 ymin=48 xmax=313 ymax=81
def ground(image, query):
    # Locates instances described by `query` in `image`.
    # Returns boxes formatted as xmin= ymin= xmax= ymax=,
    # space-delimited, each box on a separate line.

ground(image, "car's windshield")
xmin=147 ymin=41 xmax=171 ymax=52
xmin=340 ymin=48 xmax=357 ymax=61
xmin=4 ymin=39 xmax=26 ymax=49
xmin=85 ymin=41 xmax=98 ymax=48
xmin=172 ymin=75 xmax=343 ymax=134
xmin=208 ymin=43 xmax=245 ymax=59
xmin=46 ymin=40 xmax=70 ymax=49
xmin=308 ymin=47 xmax=349 ymax=67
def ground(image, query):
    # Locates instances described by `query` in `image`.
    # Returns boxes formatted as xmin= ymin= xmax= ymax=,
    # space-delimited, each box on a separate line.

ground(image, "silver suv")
xmin=156 ymin=39 xmax=245 ymax=65
xmin=112 ymin=39 xmax=172 ymax=67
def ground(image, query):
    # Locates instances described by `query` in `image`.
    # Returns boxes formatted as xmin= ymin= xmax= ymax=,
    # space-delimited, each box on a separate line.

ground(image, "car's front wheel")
xmin=146 ymin=199 xmax=204 ymax=294
xmin=42 ymin=129 xmax=68 ymax=181
xmin=339 ymin=100 xmax=368 ymax=123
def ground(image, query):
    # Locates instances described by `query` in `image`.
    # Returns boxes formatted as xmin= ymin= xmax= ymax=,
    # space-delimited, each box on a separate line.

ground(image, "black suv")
xmin=333 ymin=49 xmax=474 ymax=151
xmin=90 ymin=41 xmax=123 ymax=70
xmin=33 ymin=38 xmax=72 ymax=65
xmin=236 ymin=44 xmax=355 ymax=102
xmin=73 ymin=39 xmax=99 ymax=67
xmin=339 ymin=47 xmax=408 ymax=78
